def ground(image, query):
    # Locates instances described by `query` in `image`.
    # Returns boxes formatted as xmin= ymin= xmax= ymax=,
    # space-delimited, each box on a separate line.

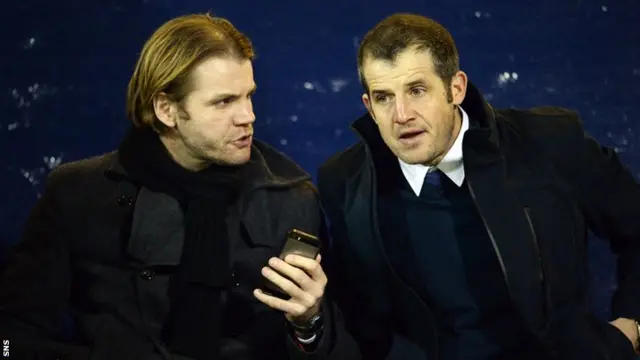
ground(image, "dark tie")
xmin=424 ymin=168 xmax=441 ymax=187
xmin=418 ymin=168 xmax=442 ymax=198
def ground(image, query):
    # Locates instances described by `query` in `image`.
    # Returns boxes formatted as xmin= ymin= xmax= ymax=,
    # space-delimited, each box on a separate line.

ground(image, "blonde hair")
xmin=126 ymin=13 xmax=254 ymax=133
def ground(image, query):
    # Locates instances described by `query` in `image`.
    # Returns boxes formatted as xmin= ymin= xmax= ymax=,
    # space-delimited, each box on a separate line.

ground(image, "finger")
xmin=268 ymin=258 xmax=317 ymax=292
xmin=261 ymin=266 xmax=315 ymax=305
xmin=283 ymin=255 xmax=328 ymax=287
xmin=253 ymin=289 xmax=307 ymax=316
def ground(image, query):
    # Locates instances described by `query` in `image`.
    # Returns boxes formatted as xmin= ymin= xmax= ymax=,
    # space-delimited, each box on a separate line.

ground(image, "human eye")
xmin=214 ymin=96 xmax=236 ymax=107
xmin=374 ymin=93 xmax=391 ymax=103
xmin=410 ymin=87 xmax=426 ymax=97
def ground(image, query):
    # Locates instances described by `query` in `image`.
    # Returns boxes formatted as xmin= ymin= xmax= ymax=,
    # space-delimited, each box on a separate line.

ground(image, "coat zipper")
xmin=523 ymin=207 xmax=549 ymax=319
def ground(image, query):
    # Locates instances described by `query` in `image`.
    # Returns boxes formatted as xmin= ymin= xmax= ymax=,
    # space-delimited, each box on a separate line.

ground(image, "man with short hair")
xmin=0 ymin=13 xmax=357 ymax=360
xmin=318 ymin=13 xmax=640 ymax=360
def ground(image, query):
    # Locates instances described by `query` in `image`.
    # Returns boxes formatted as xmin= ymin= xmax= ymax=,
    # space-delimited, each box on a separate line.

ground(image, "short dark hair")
xmin=357 ymin=13 xmax=459 ymax=96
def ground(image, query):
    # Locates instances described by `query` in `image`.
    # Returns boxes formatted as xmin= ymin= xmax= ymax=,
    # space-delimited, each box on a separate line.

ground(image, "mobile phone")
xmin=262 ymin=229 xmax=321 ymax=299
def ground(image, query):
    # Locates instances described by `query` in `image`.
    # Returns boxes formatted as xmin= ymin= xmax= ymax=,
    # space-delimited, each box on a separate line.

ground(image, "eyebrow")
xmin=405 ymin=79 xmax=427 ymax=88
xmin=370 ymin=79 xmax=427 ymax=96
xmin=208 ymin=85 xmax=257 ymax=103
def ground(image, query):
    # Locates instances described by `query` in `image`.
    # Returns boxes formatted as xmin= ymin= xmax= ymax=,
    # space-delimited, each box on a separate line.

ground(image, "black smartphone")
xmin=262 ymin=229 xmax=321 ymax=299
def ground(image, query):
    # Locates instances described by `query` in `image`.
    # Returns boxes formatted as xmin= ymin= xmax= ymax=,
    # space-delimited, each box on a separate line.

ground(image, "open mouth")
xmin=399 ymin=130 xmax=425 ymax=140
xmin=232 ymin=134 xmax=253 ymax=148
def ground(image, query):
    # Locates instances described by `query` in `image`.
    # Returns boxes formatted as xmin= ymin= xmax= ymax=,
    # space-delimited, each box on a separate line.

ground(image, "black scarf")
xmin=118 ymin=127 xmax=243 ymax=360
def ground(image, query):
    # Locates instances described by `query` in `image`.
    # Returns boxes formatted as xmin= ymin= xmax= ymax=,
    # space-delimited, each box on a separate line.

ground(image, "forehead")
xmin=363 ymin=49 xmax=439 ymax=90
xmin=189 ymin=56 xmax=255 ymax=94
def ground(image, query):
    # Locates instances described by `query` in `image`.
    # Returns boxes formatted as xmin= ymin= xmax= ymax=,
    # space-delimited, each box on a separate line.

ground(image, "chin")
xmin=206 ymin=149 xmax=251 ymax=167
xmin=394 ymin=147 xmax=432 ymax=165
xmin=398 ymin=155 xmax=428 ymax=165
xmin=226 ymin=150 xmax=252 ymax=166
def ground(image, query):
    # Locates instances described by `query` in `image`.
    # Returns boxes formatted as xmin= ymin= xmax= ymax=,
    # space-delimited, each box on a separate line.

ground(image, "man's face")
xmin=362 ymin=48 xmax=467 ymax=166
xmin=158 ymin=56 xmax=256 ymax=170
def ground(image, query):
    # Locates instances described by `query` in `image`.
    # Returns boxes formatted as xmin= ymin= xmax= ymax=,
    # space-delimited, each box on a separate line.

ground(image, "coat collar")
xmin=105 ymin=138 xmax=311 ymax=192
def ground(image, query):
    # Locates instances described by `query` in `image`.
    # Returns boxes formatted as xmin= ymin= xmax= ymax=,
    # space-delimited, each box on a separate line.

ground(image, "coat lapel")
xmin=126 ymin=187 xmax=184 ymax=266
xmin=105 ymin=153 xmax=184 ymax=267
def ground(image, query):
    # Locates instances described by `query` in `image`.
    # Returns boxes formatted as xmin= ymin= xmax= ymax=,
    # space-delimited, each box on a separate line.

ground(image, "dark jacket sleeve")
xmin=285 ymin=298 xmax=361 ymax=360
xmin=535 ymin=109 xmax=640 ymax=322
xmin=286 ymin=181 xmax=361 ymax=360
xmin=572 ymin=133 xmax=640 ymax=321
xmin=0 ymin=168 xmax=93 ymax=359
xmin=544 ymin=111 xmax=640 ymax=359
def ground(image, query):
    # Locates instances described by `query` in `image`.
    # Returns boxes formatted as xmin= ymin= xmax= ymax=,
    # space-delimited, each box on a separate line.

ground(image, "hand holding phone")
xmin=262 ymin=229 xmax=321 ymax=298
xmin=253 ymin=229 xmax=326 ymax=321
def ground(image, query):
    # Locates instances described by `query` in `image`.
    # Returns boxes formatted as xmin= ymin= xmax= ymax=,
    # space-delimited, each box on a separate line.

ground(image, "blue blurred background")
xmin=1 ymin=0 xmax=638 ymax=321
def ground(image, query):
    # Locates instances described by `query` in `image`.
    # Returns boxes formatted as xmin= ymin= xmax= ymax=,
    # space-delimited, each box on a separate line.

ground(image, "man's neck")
xmin=159 ymin=134 xmax=209 ymax=172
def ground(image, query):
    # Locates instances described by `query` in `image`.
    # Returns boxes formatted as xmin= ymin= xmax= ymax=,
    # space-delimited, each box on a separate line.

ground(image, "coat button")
xmin=140 ymin=268 xmax=154 ymax=280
